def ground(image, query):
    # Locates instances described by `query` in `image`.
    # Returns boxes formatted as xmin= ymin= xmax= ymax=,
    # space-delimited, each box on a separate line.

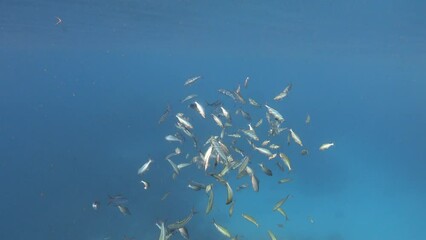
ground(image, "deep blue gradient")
xmin=1 ymin=1 xmax=425 ymax=240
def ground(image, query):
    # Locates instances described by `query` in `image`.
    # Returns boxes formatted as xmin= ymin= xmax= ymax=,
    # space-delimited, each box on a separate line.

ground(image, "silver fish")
xmin=184 ymin=76 xmax=201 ymax=86
xmin=289 ymin=128 xmax=303 ymax=146
xmin=273 ymin=83 xmax=292 ymax=101
xmin=181 ymin=94 xmax=197 ymax=103
xmin=137 ymin=158 xmax=153 ymax=175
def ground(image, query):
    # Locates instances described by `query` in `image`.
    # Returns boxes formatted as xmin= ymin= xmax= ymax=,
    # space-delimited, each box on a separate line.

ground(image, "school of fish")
xmin=93 ymin=76 xmax=334 ymax=240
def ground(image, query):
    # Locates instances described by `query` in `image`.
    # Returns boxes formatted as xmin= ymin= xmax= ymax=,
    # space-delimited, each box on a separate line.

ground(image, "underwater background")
xmin=0 ymin=1 xmax=425 ymax=240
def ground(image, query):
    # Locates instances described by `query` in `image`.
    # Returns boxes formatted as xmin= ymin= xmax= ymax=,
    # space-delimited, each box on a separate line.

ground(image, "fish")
xmin=319 ymin=142 xmax=334 ymax=151
xmin=137 ymin=158 xmax=153 ymax=175
xmin=301 ymin=149 xmax=309 ymax=155
xmin=213 ymin=220 xmax=232 ymax=238
xmin=165 ymin=134 xmax=183 ymax=144
xmin=157 ymin=221 xmax=166 ymax=240
xmin=236 ymin=183 xmax=248 ymax=191
xmin=289 ymin=128 xmax=303 ymax=146
xmin=229 ymin=201 xmax=235 ymax=216
xmin=212 ymin=114 xmax=224 ymax=128
xmin=254 ymin=118 xmax=263 ymax=128
xmin=261 ymin=140 xmax=270 ymax=146
xmin=241 ymin=129 xmax=259 ymax=141
xmin=176 ymin=113 xmax=193 ymax=129
xmin=228 ymin=133 xmax=241 ymax=138
xmin=259 ymin=163 xmax=273 ymax=176
xmin=167 ymin=208 xmax=197 ymax=230
xmin=218 ymin=89 xmax=236 ymax=100
xmin=251 ymin=173 xmax=259 ymax=192
xmin=306 ymin=114 xmax=311 ymax=124
xmin=161 ymin=192 xmax=170 ymax=201
xmin=158 ymin=104 xmax=171 ymax=124
xmin=273 ymin=83 xmax=292 ymax=101
xmin=254 ymin=146 xmax=273 ymax=157
xmin=236 ymin=108 xmax=251 ymax=120
xmin=267 ymin=230 xmax=277 ymax=240
xmin=166 ymin=158 xmax=180 ymax=175
xmin=206 ymin=187 xmax=214 ymax=214
xmin=190 ymin=101 xmax=206 ymax=118
xmin=242 ymin=213 xmax=259 ymax=227
xmin=278 ymin=178 xmax=292 ymax=184
xmin=224 ymin=181 xmax=233 ymax=205
xmin=141 ymin=180 xmax=149 ymax=189
xmin=184 ymin=76 xmax=201 ymax=86
xmin=276 ymin=207 xmax=289 ymax=220
xmin=269 ymin=144 xmax=280 ymax=149
xmin=206 ymin=100 xmax=222 ymax=107
xmin=244 ymin=77 xmax=249 ymax=88
xmin=248 ymin=98 xmax=261 ymax=108
xmin=220 ymin=106 xmax=231 ymax=122
xmin=92 ymin=201 xmax=100 ymax=210
xmin=265 ymin=105 xmax=285 ymax=123
xmin=177 ymin=162 xmax=192 ymax=170
xmin=279 ymin=153 xmax=292 ymax=171
xmin=188 ymin=181 xmax=206 ymax=191
xmin=181 ymin=94 xmax=197 ymax=103
xmin=178 ymin=227 xmax=190 ymax=240
xmin=273 ymin=194 xmax=290 ymax=211
xmin=117 ymin=205 xmax=131 ymax=215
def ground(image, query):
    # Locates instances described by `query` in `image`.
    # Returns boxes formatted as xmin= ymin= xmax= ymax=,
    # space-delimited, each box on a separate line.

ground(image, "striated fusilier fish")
xmin=242 ymin=213 xmax=259 ymax=227
xmin=306 ymin=114 xmax=311 ymax=124
xmin=279 ymin=153 xmax=292 ymax=171
xmin=184 ymin=76 xmax=201 ymax=86
xmin=273 ymin=83 xmax=292 ymax=101
xmin=168 ymin=208 xmax=197 ymax=230
xmin=244 ymin=77 xmax=249 ymax=88
xmin=117 ymin=205 xmax=131 ymax=215
xmin=259 ymin=163 xmax=272 ymax=176
xmin=138 ymin=158 xmax=153 ymax=175
xmin=158 ymin=104 xmax=171 ymax=124
xmin=181 ymin=94 xmax=197 ymax=103
xmin=213 ymin=220 xmax=232 ymax=238
xmin=265 ymin=105 xmax=285 ymax=123
xmin=319 ymin=142 xmax=334 ymax=151
xmin=289 ymin=128 xmax=303 ymax=147
xmin=267 ymin=230 xmax=278 ymax=240
xmin=190 ymin=101 xmax=206 ymax=118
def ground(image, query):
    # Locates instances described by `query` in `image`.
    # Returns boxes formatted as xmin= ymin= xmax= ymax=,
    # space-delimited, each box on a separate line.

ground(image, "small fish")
xmin=319 ymin=142 xmax=334 ymax=151
xmin=273 ymin=195 xmax=290 ymax=211
xmin=177 ymin=162 xmax=192 ymax=170
xmin=55 ymin=16 xmax=62 ymax=25
xmin=212 ymin=114 xmax=224 ymax=128
xmin=108 ymin=194 xmax=128 ymax=206
xmin=157 ymin=221 xmax=166 ymax=240
xmin=213 ymin=220 xmax=232 ymax=238
xmin=141 ymin=180 xmax=150 ymax=189
xmin=251 ymin=173 xmax=259 ymax=192
xmin=237 ymin=108 xmax=251 ymax=120
xmin=188 ymin=181 xmax=206 ymax=191
xmin=220 ymin=106 xmax=231 ymax=122
xmin=92 ymin=201 xmax=100 ymax=210
xmin=224 ymin=181 xmax=233 ymax=205
xmin=244 ymin=77 xmax=249 ymax=88
xmin=278 ymin=178 xmax=291 ymax=184
xmin=289 ymin=128 xmax=303 ymax=147
xmin=254 ymin=118 xmax=263 ymax=128
xmin=207 ymin=100 xmax=222 ymax=107
xmin=273 ymin=83 xmax=292 ymax=101
xmin=254 ymin=146 xmax=273 ymax=157
xmin=279 ymin=153 xmax=292 ymax=171
xmin=181 ymin=94 xmax=197 ymax=103
xmin=176 ymin=113 xmax=193 ymax=129
xmin=265 ymin=105 xmax=285 ymax=123
xmin=276 ymin=207 xmax=289 ymax=220
xmin=168 ymin=208 xmax=197 ymax=230
xmin=306 ymin=114 xmax=311 ymax=124
xmin=190 ymin=101 xmax=206 ymax=118
xmin=137 ymin=158 xmax=153 ymax=175
xmin=117 ymin=205 xmax=131 ymax=215
xmin=259 ymin=163 xmax=273 ymax=176
xmin=228 ymin=133 xmax=241 ymax=138
xmin=206 ymin=187 xmax=214 ymax=214
xmin=242 ymin=213 xmax=259 ymax=227
xmin=229 ymin=201 xmax=235 ymax=217
xmin=161 ymin=192 xmax=170 ymax=201
xmin=236 ymin=183 xmax=248 ymax=191
xmin=165 ymin=134 xmax=183 ymax=144
xmin=158 ymin=105 xmax=171 ymax=124
xmin=267 ymin=230 xmax=278 ymax=240
xmin=301 ymin=149 xmax=309 ymax=155
xmin=178 ymin=227 xmax=190 ymax=240
xmin=261 ymin=140 xmax=270 ymax=146
xmin=269 ymin=144 xmax=280 ymax=149
xmin=184 ymin=76 xmax=201 ymax=86
xmin=248 ymin=98 xmax=261 ymax=108
xmin=166 ymin=158 xmax=180 ymax=175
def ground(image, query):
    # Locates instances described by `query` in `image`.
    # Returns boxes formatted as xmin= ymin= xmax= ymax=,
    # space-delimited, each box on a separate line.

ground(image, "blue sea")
xmin=1 ymin=1 xmax=425 ymax=240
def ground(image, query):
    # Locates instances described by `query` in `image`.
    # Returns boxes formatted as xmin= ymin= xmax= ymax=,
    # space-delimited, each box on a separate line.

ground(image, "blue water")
xmin=1 ymin=1 xmax=425 ymax=240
